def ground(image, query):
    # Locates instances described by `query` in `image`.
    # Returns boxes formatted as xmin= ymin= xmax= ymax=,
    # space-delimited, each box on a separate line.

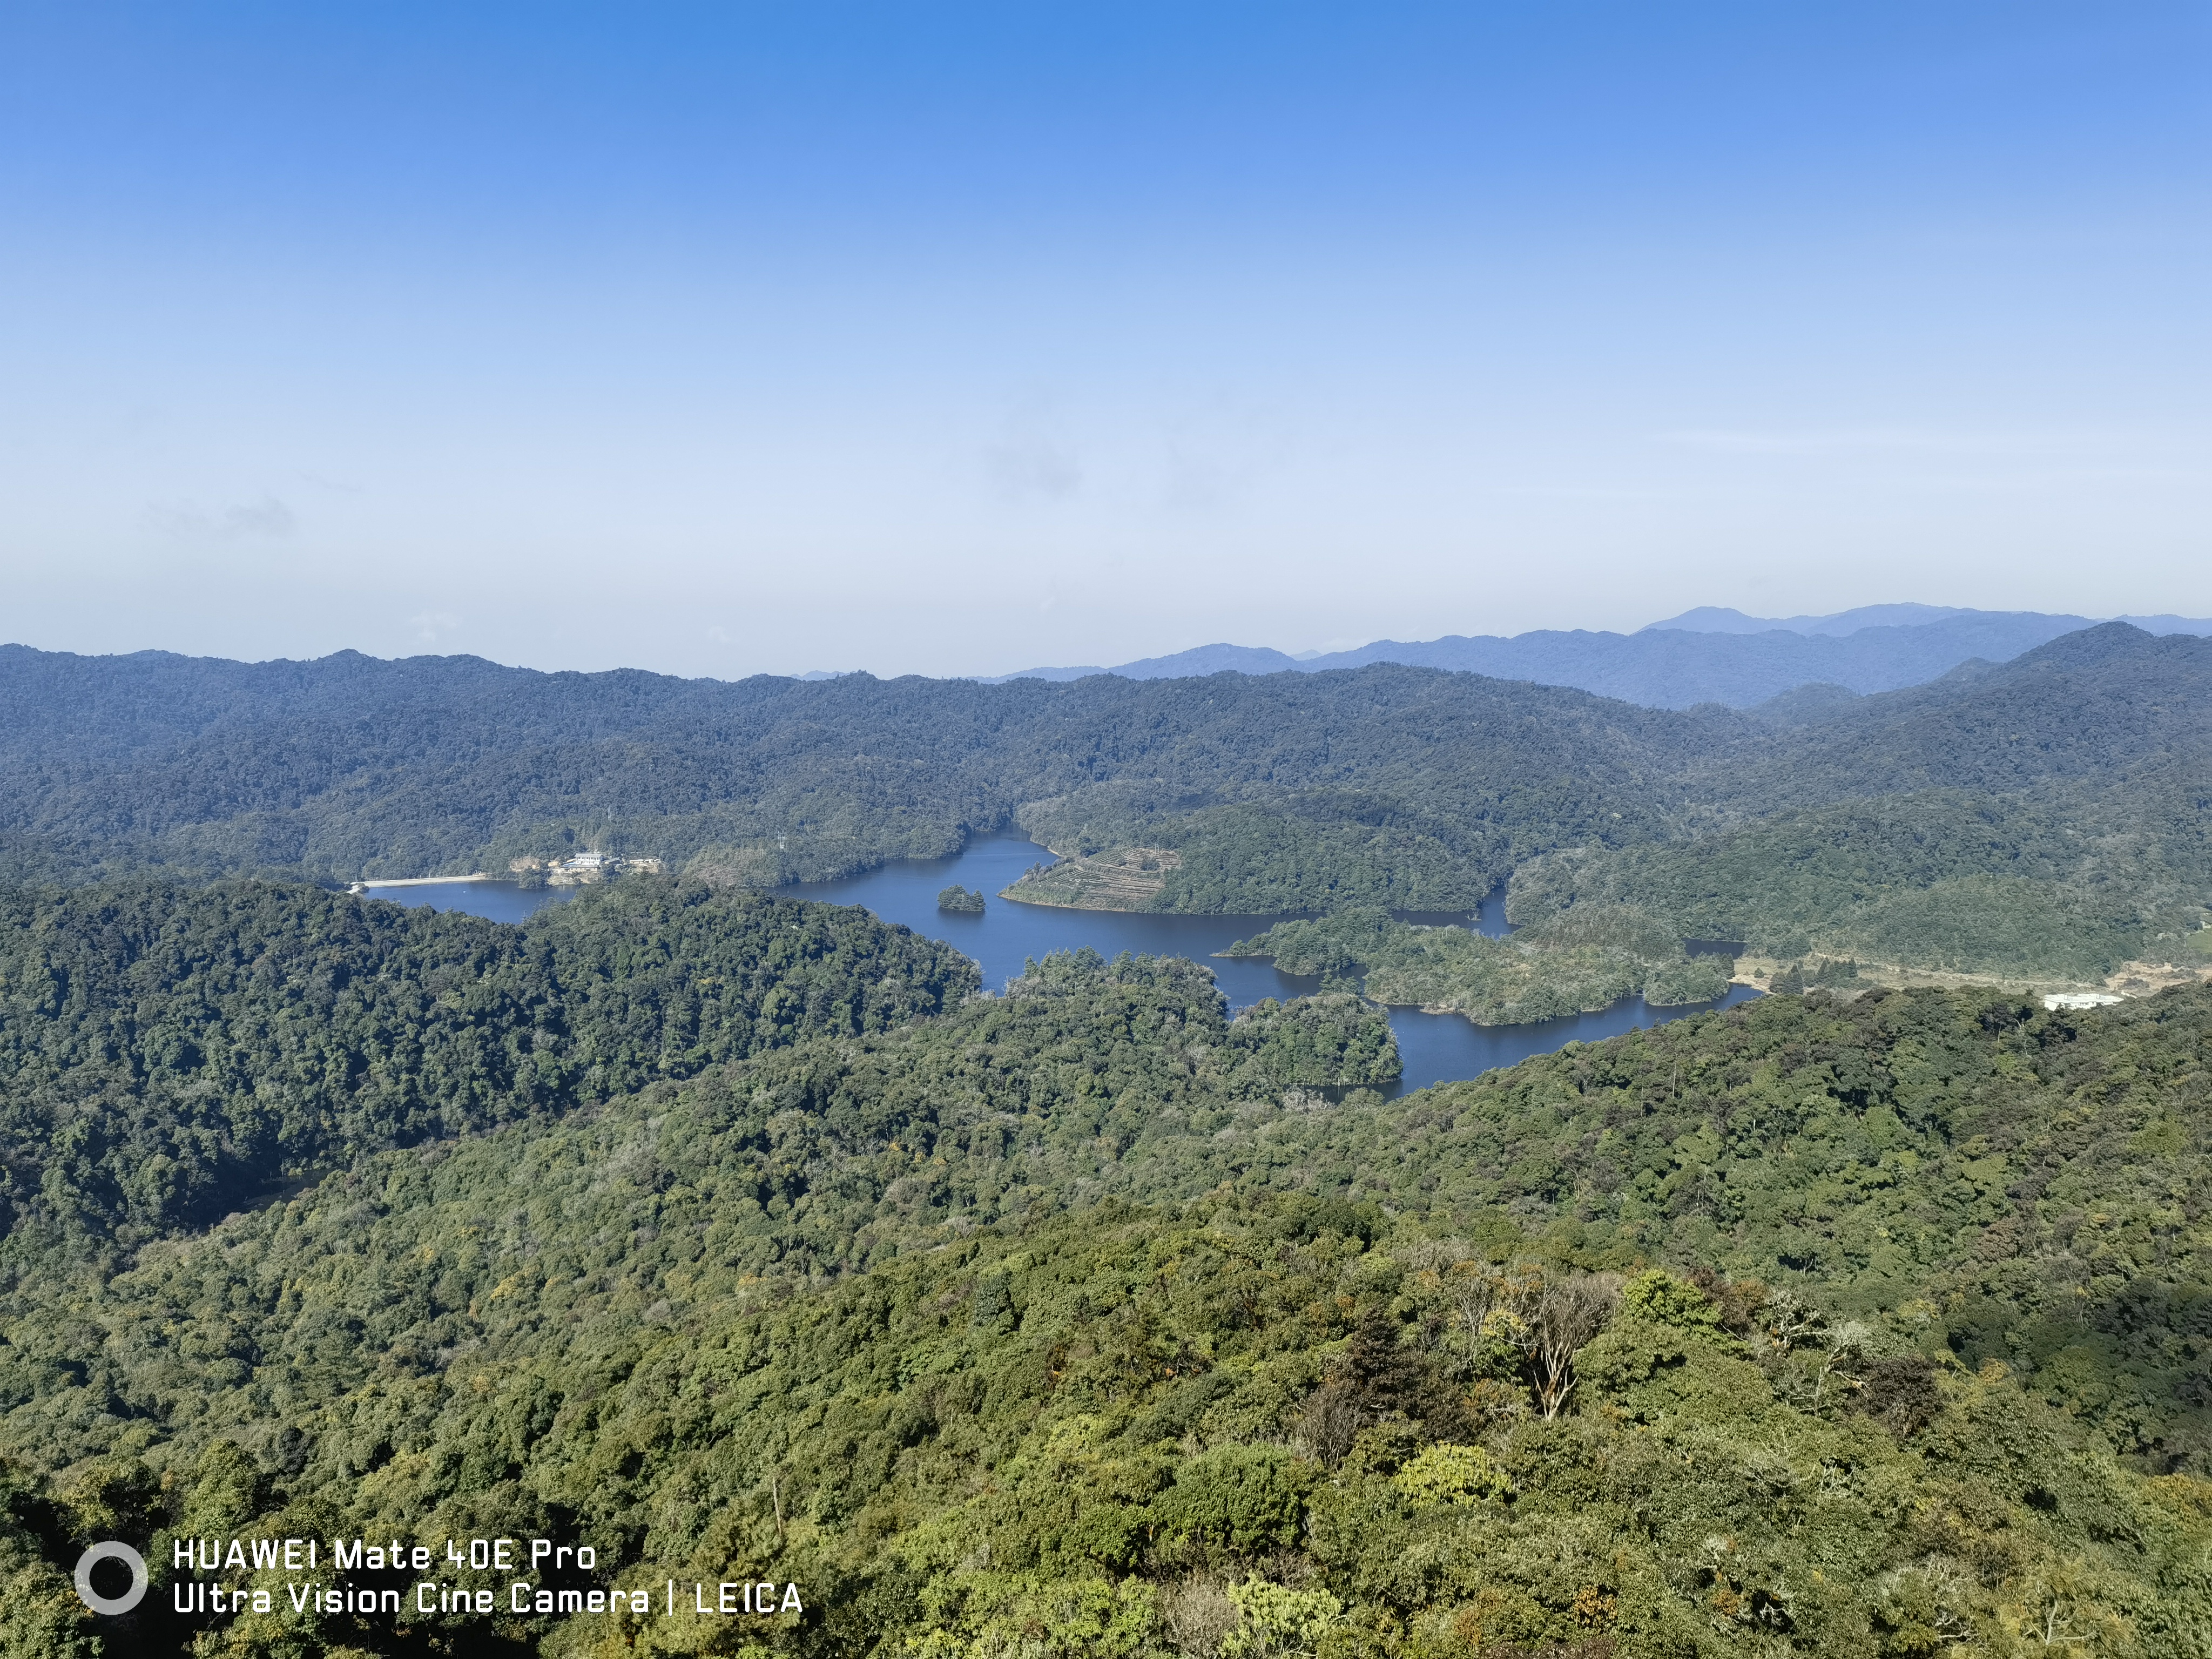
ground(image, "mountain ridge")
xmin=987 ymin=605 xmax=2212 ymax=709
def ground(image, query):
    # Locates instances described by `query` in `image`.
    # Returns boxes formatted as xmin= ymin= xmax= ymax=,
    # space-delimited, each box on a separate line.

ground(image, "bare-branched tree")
xmin=1441 ymin=1263 xmax=1623 ymax=1420
xmin=1523 ymin=1273 xmax=1623 ymax=1418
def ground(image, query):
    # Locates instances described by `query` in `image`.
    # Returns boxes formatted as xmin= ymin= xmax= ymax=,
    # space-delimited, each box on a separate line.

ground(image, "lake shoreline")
xmin=370 ymin=837 xmax=1765 ymax=1093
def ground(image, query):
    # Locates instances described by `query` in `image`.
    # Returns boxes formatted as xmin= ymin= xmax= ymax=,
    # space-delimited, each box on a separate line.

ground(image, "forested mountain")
xmin=0 ymin=644 xmax=1712 ymax=903
xmin=1521 ymin=626 xmax=2212 ymax=974
xmin=2 ymin=883 xmax=2209 ymax=1655
xmin=0 ymin=878 xmax=977 ymax=1247
xmin=1704 ymin=624 xmax=2212 ymax=805
xmin=0 ymin=883 xmax=1396 ymax=1271
xmin=3 ymin=622 xmax=2209 ymax=981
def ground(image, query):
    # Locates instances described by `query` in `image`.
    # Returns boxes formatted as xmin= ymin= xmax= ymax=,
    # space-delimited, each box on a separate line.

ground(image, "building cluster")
xmin=510 ymin=852 xmax=665 ymax=885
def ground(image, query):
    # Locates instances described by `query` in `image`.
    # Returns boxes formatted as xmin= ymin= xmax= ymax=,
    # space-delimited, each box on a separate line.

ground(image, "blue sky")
xmin=3 ymin=2 xmax=2206 ymax=676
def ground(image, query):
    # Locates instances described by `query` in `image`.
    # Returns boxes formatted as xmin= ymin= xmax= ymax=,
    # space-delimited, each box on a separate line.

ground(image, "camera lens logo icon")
xmin=75 ymin=1542 xmax=149 ymax=1615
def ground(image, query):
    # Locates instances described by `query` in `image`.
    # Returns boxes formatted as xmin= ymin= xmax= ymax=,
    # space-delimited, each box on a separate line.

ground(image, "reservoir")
xmin=372 ymin=832 xmax=1756 ymax=1094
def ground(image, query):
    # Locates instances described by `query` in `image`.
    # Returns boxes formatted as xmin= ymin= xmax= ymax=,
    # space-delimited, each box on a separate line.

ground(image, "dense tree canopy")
xmin=0 ymin=877 xmax=976 ymax=1247
xmin=14 ymin=1205 xmax=2201 ymax=1658
xmin=1 ymin=861 xmax=2208 ymax=1654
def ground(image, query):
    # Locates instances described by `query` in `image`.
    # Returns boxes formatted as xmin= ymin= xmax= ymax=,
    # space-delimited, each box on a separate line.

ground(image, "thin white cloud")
xmin=986 ymin=396 xmax=1083 ymax=501
xmin=147 ymin=495 xmax=299 ymax=538
xmin=987 ymin=435 xmax=1082 ymax=500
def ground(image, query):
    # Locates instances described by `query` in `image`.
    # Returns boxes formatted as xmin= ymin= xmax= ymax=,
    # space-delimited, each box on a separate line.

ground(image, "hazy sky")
xmin=3 ymin=2 xmax=2206 ymax=678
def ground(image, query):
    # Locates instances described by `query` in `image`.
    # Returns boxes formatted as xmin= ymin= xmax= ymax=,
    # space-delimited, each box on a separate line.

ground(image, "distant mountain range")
xmin=980 ymin=605 xmax=2212 ymax=709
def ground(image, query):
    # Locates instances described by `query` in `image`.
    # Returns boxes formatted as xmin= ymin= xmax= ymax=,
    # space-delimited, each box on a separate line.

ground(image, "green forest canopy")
xmin=1 ymin=872 xmax=2210 ymax=1654
xmin=0 ymin=878 xmax=978 ymax=1246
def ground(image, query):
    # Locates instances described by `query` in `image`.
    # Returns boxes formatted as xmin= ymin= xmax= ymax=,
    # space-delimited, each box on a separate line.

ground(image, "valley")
xmin=2 ymin=615 xmax=2210 ymax=1655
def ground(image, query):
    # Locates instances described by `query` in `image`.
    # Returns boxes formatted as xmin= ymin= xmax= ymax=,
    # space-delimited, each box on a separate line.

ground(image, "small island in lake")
xmin=936 ymin=884 xmax=987 ymax=914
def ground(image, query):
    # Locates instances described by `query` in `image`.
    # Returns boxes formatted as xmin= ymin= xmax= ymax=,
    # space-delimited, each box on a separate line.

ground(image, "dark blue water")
xmin=360 ymin=880 xmax=576 ymax=923
xmin=1385 ymin=986 xmax=1762 ymax=1093
xmin=364 ymin=838 xmax=1757 ymax=1092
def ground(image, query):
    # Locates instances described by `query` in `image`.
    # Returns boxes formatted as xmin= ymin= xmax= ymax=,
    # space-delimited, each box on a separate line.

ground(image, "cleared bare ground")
xmin=1000 ymin=847 xmax=1182 ymax=911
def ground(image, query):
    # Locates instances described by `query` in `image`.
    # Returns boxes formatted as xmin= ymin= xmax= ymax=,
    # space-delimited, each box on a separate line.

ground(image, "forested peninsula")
xmin=1224 ymin=905 xmax=1736 ymax=1023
